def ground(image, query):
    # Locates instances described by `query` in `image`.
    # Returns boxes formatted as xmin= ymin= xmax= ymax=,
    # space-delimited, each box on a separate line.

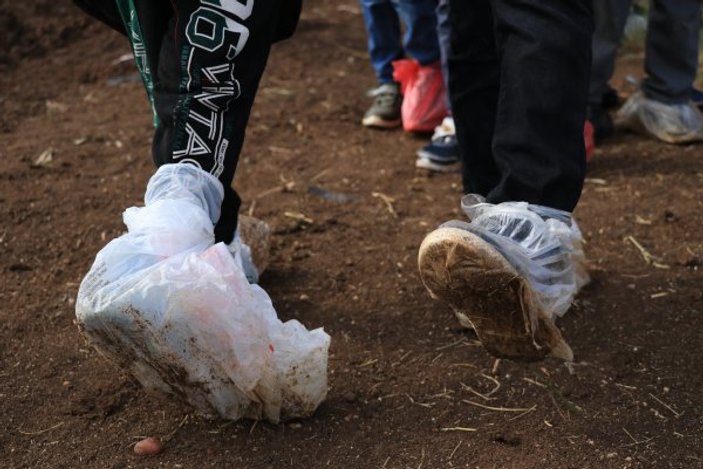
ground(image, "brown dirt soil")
xmin=1 ymin=1 xmax=702 ymax=468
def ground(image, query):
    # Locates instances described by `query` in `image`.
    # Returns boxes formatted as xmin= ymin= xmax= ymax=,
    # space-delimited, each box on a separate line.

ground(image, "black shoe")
xmin=587 ymin=105 xmax=614 ymax=144
xmin=601 ymin=87 xmax=621 ymax=110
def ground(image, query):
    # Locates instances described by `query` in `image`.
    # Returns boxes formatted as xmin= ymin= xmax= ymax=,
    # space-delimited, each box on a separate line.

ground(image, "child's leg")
xmin=395 ymin=0 xmax=440 ymax=67
xmin=435 ymin=0 xmax=451 ymax=112
xmin=359 ymin=0 xmax=404 ymax=84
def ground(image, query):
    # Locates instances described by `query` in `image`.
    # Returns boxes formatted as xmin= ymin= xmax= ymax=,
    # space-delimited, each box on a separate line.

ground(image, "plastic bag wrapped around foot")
xmin=419 ymin=195 xmax=588 ymax=361
xmin=615 ymin=91 xmax=703 ymax=144
xmin=392 ymin=59 xmax=447 ymax=133
xmin=76 ymin=164 xmax=330 ymax=422
xmin=460 ymin=195 xmax=589 ymax=320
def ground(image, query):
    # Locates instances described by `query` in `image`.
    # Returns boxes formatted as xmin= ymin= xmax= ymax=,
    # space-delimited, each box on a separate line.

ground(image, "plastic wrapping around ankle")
xmin=616 ymin=91 xmax=703 ymax=142
xmin=144 ymin=163 xmax=224 ymax=224
xmin=459 ymin=195 xmax=589 ymax=318
xmin=76 ymin=164 xmax=329 ymax=422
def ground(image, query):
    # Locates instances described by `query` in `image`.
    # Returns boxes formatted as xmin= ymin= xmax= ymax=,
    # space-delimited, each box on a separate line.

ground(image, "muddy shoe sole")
xmin=418 ymin=227 xmax=573 ymax=362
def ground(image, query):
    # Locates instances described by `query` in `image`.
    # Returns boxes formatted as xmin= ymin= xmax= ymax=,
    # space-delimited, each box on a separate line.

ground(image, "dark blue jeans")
xmin=360 ymin=0 xmax=440 ymax=84
xmin=448 ymin=0 xmax=593 ymax=212
xmin=436 ymin=0 xmax=451 ymax=112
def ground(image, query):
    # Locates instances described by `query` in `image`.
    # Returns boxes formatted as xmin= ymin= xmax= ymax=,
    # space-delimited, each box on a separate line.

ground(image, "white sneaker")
xmin=418 ymin=195 xmax=588 ymax=361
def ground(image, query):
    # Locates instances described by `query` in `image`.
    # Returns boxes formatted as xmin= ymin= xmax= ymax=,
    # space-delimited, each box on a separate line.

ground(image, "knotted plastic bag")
xmin=392 ymin=59 xmax=447 ymax=133
xmin=76 ymin=164 xmax=330 ymax=423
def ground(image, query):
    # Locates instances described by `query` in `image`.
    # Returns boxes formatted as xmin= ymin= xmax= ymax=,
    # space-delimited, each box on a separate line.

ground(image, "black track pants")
xmin=74 ymin=0 xmax=301 ymax=243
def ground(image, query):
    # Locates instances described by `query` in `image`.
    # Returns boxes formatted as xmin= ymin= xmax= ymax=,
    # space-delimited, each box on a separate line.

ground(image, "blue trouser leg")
xmin=394 ymin=0 xmax=440 ymax=66
xmin=643 ymin=0 xmax=701 ymax=104
xmin=360 ymin=0 xmax=440 ymax=84
xmin=436 ymin=0 xmax=451 ymax=112
xmin=359 ymin=0 xmax=403 ymax=84
xmin=589 ymin=0 xmax=631 ymax=107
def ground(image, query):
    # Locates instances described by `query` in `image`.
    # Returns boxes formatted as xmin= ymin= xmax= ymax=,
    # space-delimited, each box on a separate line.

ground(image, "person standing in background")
xmin=588 ymin=0 xmax=703 ymax=144
xmin=359 ymin=0 xmax=440 ymax=129
xmin=415 ymin=0 xmax=460 ymax=173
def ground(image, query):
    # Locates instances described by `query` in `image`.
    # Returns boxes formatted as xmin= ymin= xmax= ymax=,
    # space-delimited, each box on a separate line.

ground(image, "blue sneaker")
xmin=416 ymin=117 xmax=460 ymax=173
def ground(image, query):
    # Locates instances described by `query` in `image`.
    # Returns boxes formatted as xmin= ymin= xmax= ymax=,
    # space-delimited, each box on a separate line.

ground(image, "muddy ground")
xmin=1 ymin=1 xmax=702 ymax=468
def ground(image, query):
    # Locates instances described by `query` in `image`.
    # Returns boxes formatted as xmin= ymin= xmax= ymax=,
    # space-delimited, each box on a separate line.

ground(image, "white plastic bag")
xmin=456 ymin=194 xmax=589 ymax=320
xmin=76 ymin=164 xmax=330 ymax=422
xmin=616 ymin=91 xmax=703 ymax=144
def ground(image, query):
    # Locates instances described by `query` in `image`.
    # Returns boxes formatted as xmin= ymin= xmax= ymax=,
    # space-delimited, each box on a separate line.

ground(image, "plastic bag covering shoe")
xmin=392 ymin=59 xmax=447 ymax=133
xmin=75 ymin=164 xmax=330 ymax=422
xmin=418 ymin=195 xmax=588 ymax=361
xmin=615 ymin=91 xmax=703 ymax=144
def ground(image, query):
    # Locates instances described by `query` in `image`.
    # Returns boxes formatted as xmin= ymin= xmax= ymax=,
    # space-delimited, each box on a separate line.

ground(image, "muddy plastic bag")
xmin=459 ymin=195 xmax=589 ymax=320
xmin=76 ymin=164 xmax=330 ymax=423
xmin=392 ymin=59 xmax=447 ymax=133
xmin=615 ymin=91 xmax=703 ymax=144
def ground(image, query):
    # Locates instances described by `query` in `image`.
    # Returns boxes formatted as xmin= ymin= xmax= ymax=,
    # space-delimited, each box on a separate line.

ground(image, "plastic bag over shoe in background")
xmin=392 ymin=59 xmax=448 ymax=133
xmin=76 ymin=163 xmax=330 ymax=423
xmin=615 ymin=91 xmax=703 ymax=144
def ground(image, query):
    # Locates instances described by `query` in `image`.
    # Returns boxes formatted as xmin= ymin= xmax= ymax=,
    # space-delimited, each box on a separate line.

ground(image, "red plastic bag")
xmin=392 ymin=59 xmax=447 ymax=133
xmin=583 ymin=120 xmax=594 ymax=162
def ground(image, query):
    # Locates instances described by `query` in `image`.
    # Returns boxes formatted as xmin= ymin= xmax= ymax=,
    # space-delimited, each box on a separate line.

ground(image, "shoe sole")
xmin=415 ymin=155 xmax=460 ymax=173
xmin=418 ymin=227 xmax=573 ymax=362
xmin=361 ymin=115 xmax=401 ymax=129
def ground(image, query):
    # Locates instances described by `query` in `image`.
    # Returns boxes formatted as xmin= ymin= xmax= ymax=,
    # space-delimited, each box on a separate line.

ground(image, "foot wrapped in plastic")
xmin=615 ymin=91 xmax=703 ymax=144
xmin=418 ymin=195 xmax=589 ymax=361
xmin=76 ymin=164 xmax=330 ymax=422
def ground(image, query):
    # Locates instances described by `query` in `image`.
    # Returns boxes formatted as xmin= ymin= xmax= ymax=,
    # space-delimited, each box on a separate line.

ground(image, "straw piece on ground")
xmin=462 ymin=399 xmax=533 ymax=412
xmin=440 ymin=427 xmax=477 ymax=433
xmin=18 ymin=422 xmax=64 ymax=435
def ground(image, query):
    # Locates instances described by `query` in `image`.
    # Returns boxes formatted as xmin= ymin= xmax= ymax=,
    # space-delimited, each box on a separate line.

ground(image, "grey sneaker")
xmin=418 ymin=195 xmax=588 ymax=362
xmin=362 ymin=82 xmax=402 ymax=129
